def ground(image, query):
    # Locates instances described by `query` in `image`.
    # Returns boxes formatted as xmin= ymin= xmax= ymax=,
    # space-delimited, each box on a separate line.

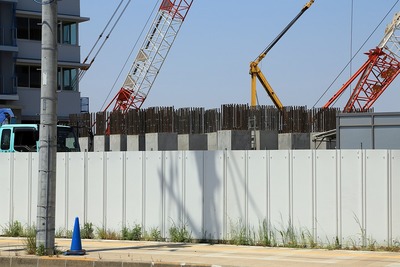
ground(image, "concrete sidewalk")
xmin=1 ymin=237 xmax=400 ymax=266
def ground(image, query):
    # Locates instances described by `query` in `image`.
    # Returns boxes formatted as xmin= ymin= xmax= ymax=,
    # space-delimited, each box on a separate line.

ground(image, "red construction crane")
xmin=101 ymin=0 xmax=193 ymax=133
xmin=323 ymin=12 xmax=400 ymax=112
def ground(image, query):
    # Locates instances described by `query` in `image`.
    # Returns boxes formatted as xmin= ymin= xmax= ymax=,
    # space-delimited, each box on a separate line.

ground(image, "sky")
xmin=79 ymin=0 xmax=400 ymax=113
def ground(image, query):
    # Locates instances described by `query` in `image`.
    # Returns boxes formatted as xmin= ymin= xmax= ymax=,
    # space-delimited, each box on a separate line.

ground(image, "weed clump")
xmin=144 ymin=227 xmax=162 ymax=241
xmin=2 ymin=221 xmax=24 ymax=237
xmin=81 ymin=222 xmax=94 ymax=239
xmin=169 ymin=221 xmax=192 ymax=243
xmin=122 ymin=224 xmax=142 ymax=241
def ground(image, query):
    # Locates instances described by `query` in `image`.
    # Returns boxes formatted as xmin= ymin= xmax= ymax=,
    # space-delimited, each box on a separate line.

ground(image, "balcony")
xmin=17 ymin=39 xmax=81 ymax=63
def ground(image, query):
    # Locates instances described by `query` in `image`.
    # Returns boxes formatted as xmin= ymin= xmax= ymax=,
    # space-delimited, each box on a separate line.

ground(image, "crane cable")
xmin=78 ymin=0 xmax=132 ymax=82
xmin=100 ymin=0 xmax=162 ymax=111
xmin=312 ymin=0 xmax=400 ymax=108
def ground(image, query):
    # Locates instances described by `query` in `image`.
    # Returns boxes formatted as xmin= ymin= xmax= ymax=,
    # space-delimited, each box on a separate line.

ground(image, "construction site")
xmin=2 ymin=0 xmax=400 ymax=265
xmin=67 ymin=0 xmax=400 ymax=152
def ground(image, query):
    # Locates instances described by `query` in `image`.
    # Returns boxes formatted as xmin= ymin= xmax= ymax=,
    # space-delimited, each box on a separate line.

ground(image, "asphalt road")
xmin=1 ymin=237 xmax=400 ymax=266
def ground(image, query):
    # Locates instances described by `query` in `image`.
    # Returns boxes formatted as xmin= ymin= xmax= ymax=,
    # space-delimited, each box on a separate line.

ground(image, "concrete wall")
xmin=93 ymin=135 xmax=109 ymax=152
xmin=218 ymin=130 xmax=252 ymax=150
xmin=145 ymin=133 xmax=177 ymax=151
xmin=255 ymin=130 xmax=278 ymax=150
xmin=206 ymin=132 xmax=218 ymax=150
xmin=278 ymin=133 xmax=310 ymax=149
xmin=1 ymin=150 xmax=400 ymax=246
xmin=109 ymin=134 xmax=127 ymax=152
xmin=178 ymin=134 xmax=207 ymax=150
xmin=127 ymin=134 xmax=145 ymax=151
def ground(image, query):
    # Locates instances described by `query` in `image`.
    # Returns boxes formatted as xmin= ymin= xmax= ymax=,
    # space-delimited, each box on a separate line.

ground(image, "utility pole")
xmin=36 ymin=0 xmax=58 ymax=255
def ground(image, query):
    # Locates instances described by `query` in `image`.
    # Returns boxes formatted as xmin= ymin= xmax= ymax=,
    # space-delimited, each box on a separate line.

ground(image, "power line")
xmin=77 ymin=0 xmax=132 ymax=83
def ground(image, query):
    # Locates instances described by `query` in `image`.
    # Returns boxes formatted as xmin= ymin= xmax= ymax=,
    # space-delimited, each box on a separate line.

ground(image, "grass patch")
xmin=96 ymin=226 xmax=120 ymax=240
xmin=55 ymin=228 xmax=73 ymax=238
xmin=144 ymin=227 xmax=163 ymax=241
xmin=122 ymin=224 xmax=142 ymax=241
xmin=229 ymin=219 xmax=255 ymax=246
xmin=278 ymin=219 xmax=298 ymax=248
xmin=169 ymin=221 xmax=192 ymax=243
xmin=81 ymin=222 xmax=94 ymax=239
xmin=258 ymin=220 xmax=276 ymax=247
xmin=2 ymin=221 xmax=24 ymax=237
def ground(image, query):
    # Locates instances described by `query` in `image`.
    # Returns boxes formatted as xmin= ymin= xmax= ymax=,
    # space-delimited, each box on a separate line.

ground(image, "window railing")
xmin=0 ymin=27 xmax=17 ymax=46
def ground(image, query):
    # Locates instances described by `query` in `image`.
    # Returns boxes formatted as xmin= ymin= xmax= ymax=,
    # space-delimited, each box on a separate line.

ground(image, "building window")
xmin=59 ymin=22 xmax=77 ymax=45
xmin=16 ymin=65 xmax=40 ymax=88
xmin=17 ymin=65 xmax=79 ymax=91
xmin=16 ymin=17 xmax=41 ymax=41
xmin=58 ymin=67 xmax=78 ymax=91
xmin=17 ymin=17 xmax=79 ymax=45
xmin=30 ymin=67 xmax=41 ymax=88
xmin=30 ymin=18 xmax=42 ymax=41
xmin=17 ymin=17 xmax=29 ymax=39
xmin=16 ymin=65 xmax=29 ymax=87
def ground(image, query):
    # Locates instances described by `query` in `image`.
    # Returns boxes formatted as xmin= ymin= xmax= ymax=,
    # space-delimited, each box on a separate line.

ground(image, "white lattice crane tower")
xmin=104 ymin=0 xmax=193 ymax=113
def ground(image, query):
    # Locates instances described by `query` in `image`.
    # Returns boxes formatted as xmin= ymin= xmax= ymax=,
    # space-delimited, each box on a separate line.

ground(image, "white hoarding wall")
xmin=1 ymin=150 xmax=399 ymax=246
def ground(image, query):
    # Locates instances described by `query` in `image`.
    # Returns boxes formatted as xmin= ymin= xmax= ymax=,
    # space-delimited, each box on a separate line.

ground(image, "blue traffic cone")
xmin=65 ymin=217 xmax=86 ymax=255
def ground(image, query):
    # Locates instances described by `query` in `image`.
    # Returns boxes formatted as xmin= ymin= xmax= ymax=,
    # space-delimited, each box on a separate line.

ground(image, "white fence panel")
xmin=164 ymin=151 xmax=184 ymax=238
xmin=247 ymin=151 xmax=268 ymax=229
xmin=12 ymin=153 xmax=31 ymax=225
xmin=86 ymin=152 xmax=105 ymax=227
xmin=292 ymin=150 xmax=314 ymax=234
xmin=144 ymin=151 xmax=163 ymax=234
xmin=391 ymin=150 xmax=400 ymax=243
xmin=31 ymin=154 xmax=38 ymax=227
xmin=183 ymin=151 xmax=204 ymax=239
xmin=56 ymin=153 xmax=67 ymax=231
xmin=226 ymin=151 xmax=247 ymax=233
xmin=125 ymin=152 xmax=144 ymax=228
xmin=203 ymin=151 xmax=224 ymax=240
xmin=0 ymin=154 xmax=12 ymax=225
xmin=340 ymin=150 xmax=363 ymax=246
xmin=106 ymin=152 xmax=124 ymax=231
xmin=315 ymin=150 xmax=338 ymax=244
xmin=67 ymin=153 xmax=85 ymax=230
xmin=365 ymin=150 xmax=389 ymax=245
xmin=269 ymin=150 xmax=290 ymax=235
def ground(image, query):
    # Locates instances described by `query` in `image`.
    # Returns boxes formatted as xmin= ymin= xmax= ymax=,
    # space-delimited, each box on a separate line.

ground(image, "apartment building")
xmin=0 ymin=0 xmax=88 ymax=122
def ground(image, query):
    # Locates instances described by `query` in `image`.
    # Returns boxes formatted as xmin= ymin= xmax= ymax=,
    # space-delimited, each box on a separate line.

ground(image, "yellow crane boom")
xmin=250 ymin=0 xmax=315 ymax=109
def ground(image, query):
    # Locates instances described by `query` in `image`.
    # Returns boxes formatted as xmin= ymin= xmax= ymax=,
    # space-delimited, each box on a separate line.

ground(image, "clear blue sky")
xmin=79 ymin=0 xmax=400 ymax=112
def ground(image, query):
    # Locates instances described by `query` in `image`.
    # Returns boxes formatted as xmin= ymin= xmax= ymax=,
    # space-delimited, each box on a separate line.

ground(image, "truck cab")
xmin=0 ymin=124 xmax=80 ymax=152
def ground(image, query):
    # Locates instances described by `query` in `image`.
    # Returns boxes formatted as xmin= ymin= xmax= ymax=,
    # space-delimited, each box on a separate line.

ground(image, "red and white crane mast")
xmin=104 ymin=0 xmax=193 ymax=113
xmin=323 ymin=12 xmax=400 ymax=112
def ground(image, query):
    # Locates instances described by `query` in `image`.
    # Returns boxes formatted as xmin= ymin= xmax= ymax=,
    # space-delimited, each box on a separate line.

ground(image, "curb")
xmin=0 ymin=256 xmax=216 ymax=267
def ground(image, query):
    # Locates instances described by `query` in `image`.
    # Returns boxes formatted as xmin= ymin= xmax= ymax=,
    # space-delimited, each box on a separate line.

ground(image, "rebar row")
xmin=69 ymin=105 xmax=339 ymax=137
